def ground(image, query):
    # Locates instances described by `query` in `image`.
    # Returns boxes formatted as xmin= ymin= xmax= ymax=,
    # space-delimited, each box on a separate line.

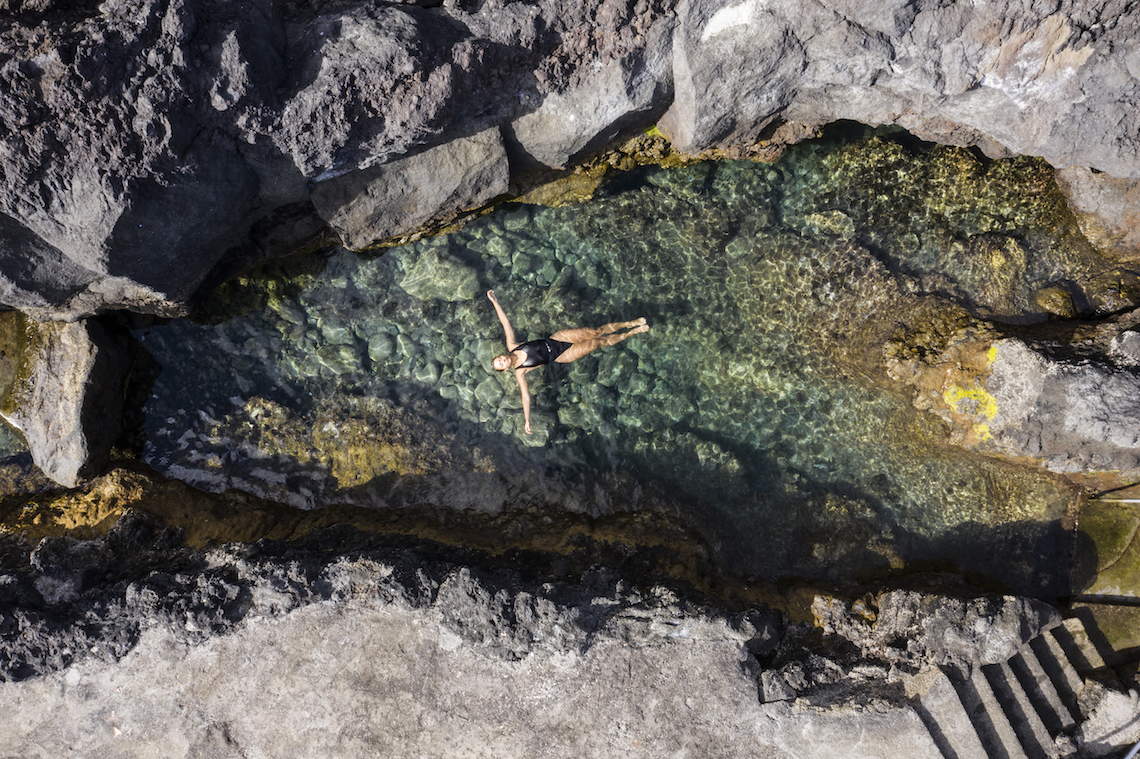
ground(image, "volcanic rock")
xmin=3 ymin=0 xmax=1140 ymax=317
xmin=661 ymin=0 xmax=1140 ymax=177
xmin=311 ymin=126 xmax=511 ymax=250
xmin=1056 ymin=167 xmax=1140 ymax=259
xmin=983 ymin=338 xmax=1140 ymax=476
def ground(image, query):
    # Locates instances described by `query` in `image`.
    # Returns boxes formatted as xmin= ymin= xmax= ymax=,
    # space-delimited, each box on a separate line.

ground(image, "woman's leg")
xmin=549 ymin=318 xmax=646 ymax=344
xmin=554 ymin=322 xmax=648 ymax=364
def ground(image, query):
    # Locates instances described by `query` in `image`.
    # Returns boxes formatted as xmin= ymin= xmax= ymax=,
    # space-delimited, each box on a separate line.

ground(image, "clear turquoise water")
xmin=136 ymin=127 xmax=1110 ymax=598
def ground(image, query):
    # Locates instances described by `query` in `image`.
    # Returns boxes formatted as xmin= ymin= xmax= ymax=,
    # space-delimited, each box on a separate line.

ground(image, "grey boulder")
xmin=984 ymin=337 xmax=1140 ymax=476
xmin=0 ymin=318 xmax=127 ymax=488
xmin=661 ymin=0 xmax=1140 ymax=176
xmin=311 ymin=127 xmax=510 ymax=250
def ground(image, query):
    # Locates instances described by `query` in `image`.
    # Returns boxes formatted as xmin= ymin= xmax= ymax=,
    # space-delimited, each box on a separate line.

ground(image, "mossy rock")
xmin=1077 ymin=500 xmax=1140 ymax=598
xmin=1070 ymin=602 xmax=1140 ymax=664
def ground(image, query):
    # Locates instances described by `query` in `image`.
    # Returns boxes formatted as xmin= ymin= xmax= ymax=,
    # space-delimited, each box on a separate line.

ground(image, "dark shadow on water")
xmin=887 ymin=519 xmax=1087 ymax=602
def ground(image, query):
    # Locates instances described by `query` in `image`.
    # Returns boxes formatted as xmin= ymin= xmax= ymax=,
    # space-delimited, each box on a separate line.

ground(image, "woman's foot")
xmin=619 ymin=317 xmax=647 ymax=331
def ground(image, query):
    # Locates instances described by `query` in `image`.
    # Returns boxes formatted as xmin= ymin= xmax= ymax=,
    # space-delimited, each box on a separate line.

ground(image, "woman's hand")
xmin=524 ymin=421 xmax=532 ymax=434
xmin=487 ymin=289 xmax=497 ymax=302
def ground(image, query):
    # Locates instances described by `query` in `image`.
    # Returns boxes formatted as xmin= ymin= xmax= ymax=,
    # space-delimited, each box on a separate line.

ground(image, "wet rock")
xmin=1075 ymin=500 xmax=1140 ymax=601
xmin=396 ymin=248 xmax=480 ymax=302
xmin=311 ymin=127 xmax=511 ymax=250
xmin=1034 ymin=285 xmax=1080 ymax=318
xmin=0 ymin=318 xmax=127 ymax=488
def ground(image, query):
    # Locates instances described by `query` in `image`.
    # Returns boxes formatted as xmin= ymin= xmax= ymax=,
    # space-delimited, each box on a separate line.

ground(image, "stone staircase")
xmin=912 ymin=617 xmax=1118 ymax=759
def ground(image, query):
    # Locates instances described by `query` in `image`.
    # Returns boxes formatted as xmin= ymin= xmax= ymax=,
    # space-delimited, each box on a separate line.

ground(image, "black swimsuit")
xmin=515 ymin=339 xmax=573 ymax=368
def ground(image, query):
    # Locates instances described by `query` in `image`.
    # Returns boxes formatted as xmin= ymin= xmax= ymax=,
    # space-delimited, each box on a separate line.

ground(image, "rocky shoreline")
xmin=2 ymin=0 xmax=1139 ymax=320
xmin=0 ymin=507 xmax=1135 ymax=757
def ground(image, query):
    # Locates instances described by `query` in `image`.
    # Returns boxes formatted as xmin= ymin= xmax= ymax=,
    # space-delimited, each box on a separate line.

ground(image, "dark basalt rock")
xmin=0 ymin=510 xmax=780 ymax=680
xmin=2 ymin=0 xmax=1139 ymax=318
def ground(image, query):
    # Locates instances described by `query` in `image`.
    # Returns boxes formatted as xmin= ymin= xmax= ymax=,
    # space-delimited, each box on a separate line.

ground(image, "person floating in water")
xmin=487 ymin=289 xmax=648 ymax=434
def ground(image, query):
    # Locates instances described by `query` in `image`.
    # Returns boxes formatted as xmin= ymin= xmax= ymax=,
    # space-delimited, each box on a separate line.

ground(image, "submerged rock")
xmin=395 ymin=247 xmax=481 ymax=303
xmin=0 ymin=318 xmax=127 ymax=488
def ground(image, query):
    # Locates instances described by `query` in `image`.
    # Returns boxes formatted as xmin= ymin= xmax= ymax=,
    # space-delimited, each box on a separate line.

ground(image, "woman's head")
xmin=492 ymin=354 xmax=514 ymax=371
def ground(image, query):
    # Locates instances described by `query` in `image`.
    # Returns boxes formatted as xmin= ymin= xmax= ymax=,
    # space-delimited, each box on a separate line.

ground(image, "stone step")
xmin=1029 ymin=632 xmax=1083 ymax=713
xmin=1009 ymin=644 xmax=1077 ymax=735
xmin=1055 ymin=617 xmax=1108 ymax=673
xmin=913 ymin=668 xmax=988 ymax=759
xmin=913 ymin=619 xmax=1115 ymax=759
xmin=983 ymin=660 xmax=1060 ymax=759
xmin=954 ymin=665 xmax=1030 ymax=759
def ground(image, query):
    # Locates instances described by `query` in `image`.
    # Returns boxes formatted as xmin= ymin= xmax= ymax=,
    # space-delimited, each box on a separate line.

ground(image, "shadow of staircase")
xmin=913 ymin=617 xmax=1138 ymax=759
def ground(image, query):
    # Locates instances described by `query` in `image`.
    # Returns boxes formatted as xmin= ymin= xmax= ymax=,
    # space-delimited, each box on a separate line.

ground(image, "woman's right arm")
xmin=516 ymin=368 xmax=533 ymax=434
xmin=487 ymin=290 xmax=519 ymax=350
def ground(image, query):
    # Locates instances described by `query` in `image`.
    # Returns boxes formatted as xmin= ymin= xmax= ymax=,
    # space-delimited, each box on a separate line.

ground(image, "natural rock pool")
xmin=133 ymin=127 xmax=1116 ymax=598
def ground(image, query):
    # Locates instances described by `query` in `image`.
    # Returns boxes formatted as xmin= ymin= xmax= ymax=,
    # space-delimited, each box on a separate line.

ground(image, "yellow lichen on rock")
xmin=942 ymin=374 xmax=999 ymax=443
xmin=884 ymin=303 xmax=1001 ymax=447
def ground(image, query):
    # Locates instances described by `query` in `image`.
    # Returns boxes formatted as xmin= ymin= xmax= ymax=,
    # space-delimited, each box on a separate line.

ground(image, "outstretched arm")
xmin=515 ymin=368 xmax=533 ymax=434
xmin=487 ymin=290 xmax=520 ymax=350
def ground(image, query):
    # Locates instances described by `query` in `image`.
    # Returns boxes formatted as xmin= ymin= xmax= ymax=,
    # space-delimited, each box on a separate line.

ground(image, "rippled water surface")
xmin=137 ymin=128 xmax=1111 ymax=597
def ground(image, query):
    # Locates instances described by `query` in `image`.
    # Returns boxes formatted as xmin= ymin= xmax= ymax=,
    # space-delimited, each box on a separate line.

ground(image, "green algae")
xmin=133 ymin=127 xmax=1107 ymax=598
xmin=788 ymin=130 xmax=1120 ymax=322
xmin=0 ymin=312 xmax=31 ymax=455
xmin=1078 ymin=499 xmax=1140 ymax=597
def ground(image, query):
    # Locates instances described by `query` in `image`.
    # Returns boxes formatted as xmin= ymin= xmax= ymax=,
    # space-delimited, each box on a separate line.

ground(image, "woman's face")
xmin=492 ymin=354 xmax=513 ymax=371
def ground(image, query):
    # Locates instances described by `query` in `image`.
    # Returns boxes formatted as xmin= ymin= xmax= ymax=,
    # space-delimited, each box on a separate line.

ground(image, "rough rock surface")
xmin=0 ymin=512 xmax=775 ymax=681
xmin=662 ymin=0 xmax=1140 ymax=175
xmin=2 ymin=0 xmax=1139 ymax=317
xmin=0 ymin=512 xmax=785 ymax=757
xmin=310 ymin=126 xmax=511 ymax=250
xmin=889 ymin=326 xmax=1140 ymax=478
xmin=1056 ymin=167 xmax=1140 ymax=258
xmin=812 ymin=590 xmax=1061 ymax=678
xmin=1076 ymin=679 xmax=1140 ymax=757
xmin=0 ymin=317 xmax=127 ymax=487
xmin=983 ymin=338 xmax=1140 ymax=476
xmin=3 ymin=510 xmax=1138 ymax=757
xmin=0 ymin=510 xmax=1070 ymax=758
